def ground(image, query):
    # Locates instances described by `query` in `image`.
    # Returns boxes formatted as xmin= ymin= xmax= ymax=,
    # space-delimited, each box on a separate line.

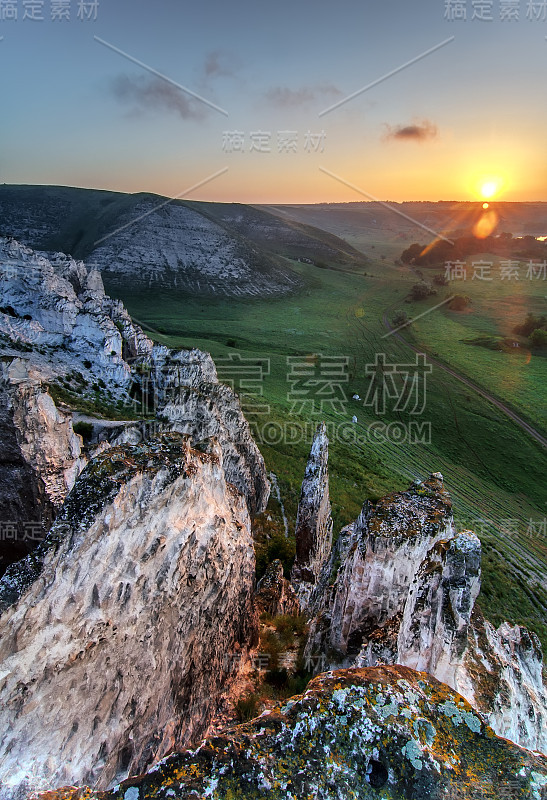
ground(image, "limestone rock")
xmin=158 ymin=380 xmax=269 ymax=516
xmin=255 ymin=560 xmax=300 ymax=617
xmin=290 ymin=422 xmax=332 ymax=609
xmin=0 ymin=434 xmax=257 ymax=798
xmin=0 ymin=238 xmax=269 ymax=518
xmin=462 ymin=612 xmax=547 ymax=754
xmin=7 ymin=365 xmax=87 ymax=509
xmin=30 ymin=666 xmax=547 ymax=800
xmin=397 ymin=530 xmax=482 ymax=685
xmin=306 ymin=473 xmax=455 ymax=662
xmin=305 ymin=475 xmax=547 ymax=754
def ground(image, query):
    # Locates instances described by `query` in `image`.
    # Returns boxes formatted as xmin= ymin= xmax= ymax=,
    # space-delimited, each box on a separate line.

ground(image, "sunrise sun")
xmin=479 ymin=178 xmax=502 ymax=200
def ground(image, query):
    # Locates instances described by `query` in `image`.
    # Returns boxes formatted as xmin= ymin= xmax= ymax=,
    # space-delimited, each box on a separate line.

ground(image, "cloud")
xmin=265 ymin=83 xmax=343 ymax=108
xmin=384 ymin=120 xmax=438 ymax=143
xmin=203 ymin=50 xmax=238 ymax=80
xmin=111 ymin=75 xmax=207 ymax=120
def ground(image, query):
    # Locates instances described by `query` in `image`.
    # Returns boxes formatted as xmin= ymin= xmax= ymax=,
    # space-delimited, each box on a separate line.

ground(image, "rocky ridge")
xmin=301 ymin=472 xmax=547 ymax=754
xmin=0 ymin=237 xmax=269 ymax=528
xmin=290 ymin=422 xmax=333 ymax=610
xmin=0 ymin=434 xmax=259 ymax=798
xmin=29 ymin=666 xmax=547 ymax=800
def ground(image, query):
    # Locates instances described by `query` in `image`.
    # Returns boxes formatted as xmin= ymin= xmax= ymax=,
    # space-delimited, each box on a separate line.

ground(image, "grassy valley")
xmin=109 ymin=240 xmax=547 ymax=651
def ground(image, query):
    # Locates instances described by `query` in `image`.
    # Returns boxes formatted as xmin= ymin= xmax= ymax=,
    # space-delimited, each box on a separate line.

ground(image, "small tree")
xmin=529 ymin=329 xmax=547 ymax=348
xmin=449 ymin=295 xmax=471 ymax=311
xmin=411 ymin=281 xmax=433 ymax=301
xmin=392 ymin=310 xmax=409 ymax=327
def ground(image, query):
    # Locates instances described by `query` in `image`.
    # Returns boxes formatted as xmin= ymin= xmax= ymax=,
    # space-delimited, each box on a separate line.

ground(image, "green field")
xmin=104 ymin=249 xmax=547 ymax=650
xmin=404 ymin=255 xmax=547 ymax=432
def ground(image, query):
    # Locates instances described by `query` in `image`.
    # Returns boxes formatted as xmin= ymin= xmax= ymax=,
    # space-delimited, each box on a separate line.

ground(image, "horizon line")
xmin=2 ymin=182 xmax=547 ymax=206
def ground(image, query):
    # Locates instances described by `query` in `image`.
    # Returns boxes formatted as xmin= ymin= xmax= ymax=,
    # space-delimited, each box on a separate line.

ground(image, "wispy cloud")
xmin=203 ymin=49 xmax=238 ymax=80
xmin=384 ymin=119 xmax=438 ymax=143
xmin=265 ymin=83 xmax=342 ymax=108
xmin=111 ymin=74 xmax=208 ymax=120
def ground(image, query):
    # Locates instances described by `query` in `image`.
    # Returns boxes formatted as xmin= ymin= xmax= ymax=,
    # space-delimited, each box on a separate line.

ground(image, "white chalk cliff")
xmin=302 ymin=472 xmax=547 ymax=754
xmin=0 ymin=238 xmax=271 ymax=797
xmin=0 ymin=436 xmax=258 ymax=797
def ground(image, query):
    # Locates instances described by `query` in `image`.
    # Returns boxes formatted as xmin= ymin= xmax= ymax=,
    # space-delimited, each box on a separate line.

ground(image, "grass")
xmin=105 ymin=250 xmax=547 ymax=651
xmin=401 ymin=255 xmax=547 ymax=432
xmin=47 ymin=381 xmax=140 ymax=421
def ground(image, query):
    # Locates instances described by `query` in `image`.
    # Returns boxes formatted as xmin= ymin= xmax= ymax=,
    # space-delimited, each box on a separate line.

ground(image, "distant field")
xmin=402 ymin=255 xmax=547 ymax=433
xmin=111 ymin=250 xmax=547 ymax=651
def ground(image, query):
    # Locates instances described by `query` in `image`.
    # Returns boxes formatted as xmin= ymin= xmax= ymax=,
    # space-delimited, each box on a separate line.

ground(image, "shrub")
xmin=272 ymin=614 xmax=308 ymax=646
xmin=410 ymin=281 xmax=434 ymax=301
xmin=449 ymin=294 xmax=471 ymax=311
xmin=392 ymin=310 xmax=408 ymax=327
xmin=514 ymin=313 xmax=547 ymax=338
xmin=259 ymin=630 xmax=282 ymax=669
xmin=255 ymin=529 xmax=295 ymax=582
xmin=234 ymin=693 xmax=260 ymax=722
xmin=73 ymin=421 xmax=93 ymax=442
xmin=530 ymin=328 xmax=547 ymax=348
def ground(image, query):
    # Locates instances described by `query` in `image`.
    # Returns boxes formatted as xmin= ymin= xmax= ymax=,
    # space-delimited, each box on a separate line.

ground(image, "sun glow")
xmin=480 ymin=181 xmax=498 ymax=199
xmin=475 ymin=174 xmax=506 ymax=201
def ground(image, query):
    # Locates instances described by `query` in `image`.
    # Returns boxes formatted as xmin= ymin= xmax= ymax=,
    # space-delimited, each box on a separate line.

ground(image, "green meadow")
xmin=105 ymin=250 xmax=547 ymax=650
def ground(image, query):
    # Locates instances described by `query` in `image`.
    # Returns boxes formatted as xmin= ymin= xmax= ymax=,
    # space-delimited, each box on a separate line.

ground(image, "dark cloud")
xmin=384 ymin=120 xmax=438 ymax=142
xmin=265 ymin=84 xmax=343 ymax=108
xmin=203 ymin=50 xmax=238 ymax=80
xmin=111 ymin=75 xmax=207 ymax=120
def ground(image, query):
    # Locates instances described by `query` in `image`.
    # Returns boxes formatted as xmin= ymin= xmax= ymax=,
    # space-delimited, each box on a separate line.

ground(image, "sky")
xmin=1 ymin=0 xmax=547 ymax=203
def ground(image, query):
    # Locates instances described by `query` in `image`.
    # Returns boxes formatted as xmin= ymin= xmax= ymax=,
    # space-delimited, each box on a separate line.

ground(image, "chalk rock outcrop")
xmin=0 ymin=379 xmax=52 ymax=576
xmin=290 ymin=422 xmax=333 ymax=609
xmin=462 ymin=612 xmax=547 ymax=754
xmin=32 ymin=666 xmax=547 ymax=800
xmin=156 ymin=377 xmax=269 ymax=516
xmin=0 ymin=236 xmax=154 ymax=515
xmin=306 ymin=472 xmax=455 ymax=662
xmin=5 ymin=361 xmax=87 ymax=509
xmin=0 ymin=434 xmax=258 ymax=799
xmin=304 ymin=473 xmax=547 ymax=754
xmin=0 ymin=237 xmax=152 ymax=394
xmin=397 ymin=530 xmax=482 ymax=687
xmin=255 ymin=559 xmax=300 ymax=617
xmin=0 ymin=238 xmax=270 ymax=519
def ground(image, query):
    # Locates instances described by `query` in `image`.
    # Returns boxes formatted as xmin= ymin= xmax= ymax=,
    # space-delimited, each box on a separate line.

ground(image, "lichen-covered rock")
xmin=290 ymin=422 xmax=332 ymax=609
xmin=0 ymin=434 xmax=258 ymax=798
xmin=255 ymin=560 xmax=300 ymax=617
xmin=306 ymin=473 xmax=455 ymax=662
xmin=305 ymin=475 xmax=547 ymax=754
xmin=30 ymin=666 xmax=547 ymax=800
xmin=159 ymin=381 xmax=269 ymax=516
xmin=397 ymin=531 xmax=482 ymax=686
xmin=462 ymin=611 xmax=547 ymax=754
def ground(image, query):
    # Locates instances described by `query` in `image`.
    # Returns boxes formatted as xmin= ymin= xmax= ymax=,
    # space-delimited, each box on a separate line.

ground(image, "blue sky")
xmin=1 ymin=0 xmax=546 ymax=201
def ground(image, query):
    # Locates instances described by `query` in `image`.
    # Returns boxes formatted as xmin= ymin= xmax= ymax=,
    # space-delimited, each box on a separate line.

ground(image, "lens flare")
xmin=473 ymin=209 xmax=498 ymax=238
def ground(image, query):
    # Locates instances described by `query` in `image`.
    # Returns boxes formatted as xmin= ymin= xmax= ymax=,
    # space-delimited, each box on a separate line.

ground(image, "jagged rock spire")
xmin=397 ymin=530 xmax=482 ymax=682
xmin=290 ymin=422 xmax=333 ymax=609
xmin=255 ymin=559 xmax=299 ymax=617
